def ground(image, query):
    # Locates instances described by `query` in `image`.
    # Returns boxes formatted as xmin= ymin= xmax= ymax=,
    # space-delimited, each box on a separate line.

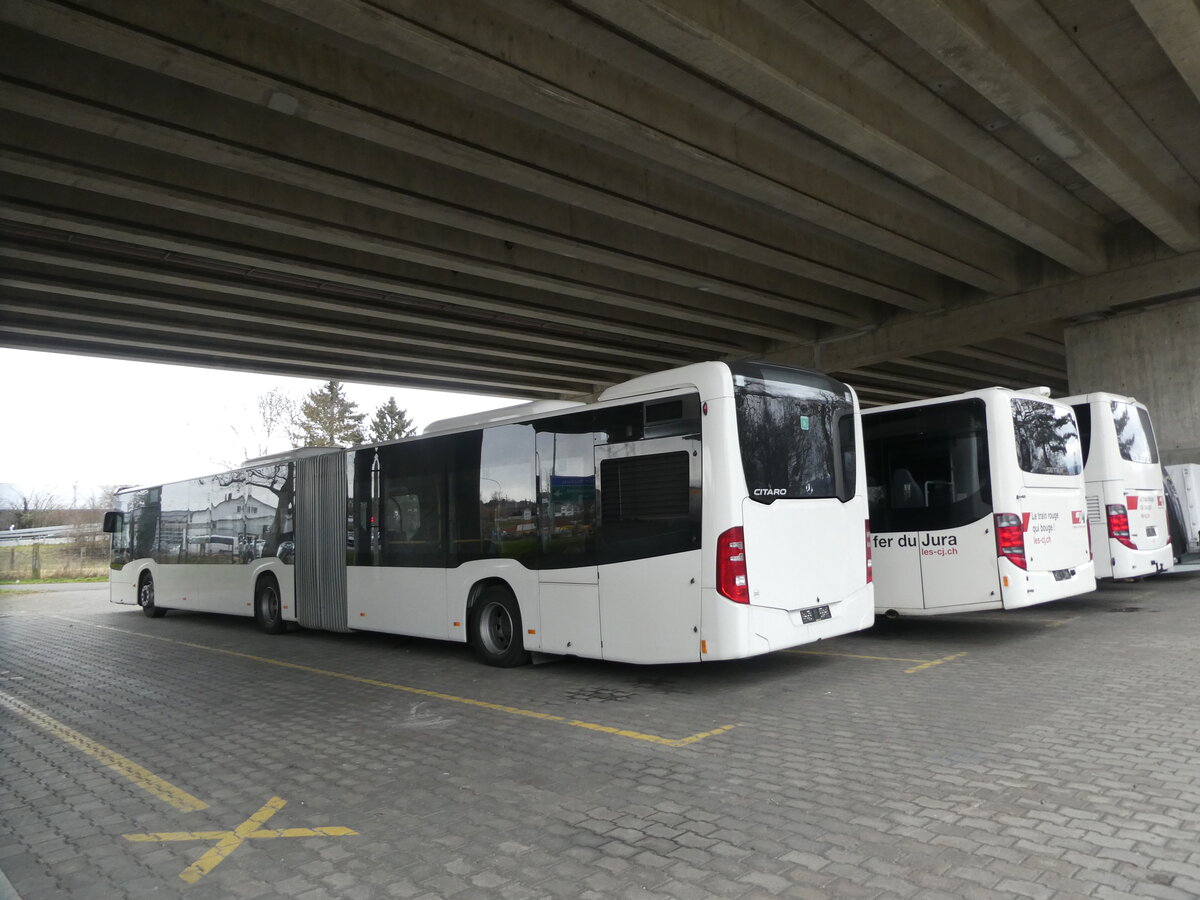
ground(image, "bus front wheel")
xmin=139 ymin=573 xmax=166 ymax=619
xmin=470 ymin=586 xmax=531 ymax=668
xmin=254 ymin=576 xmax=286 ymax=634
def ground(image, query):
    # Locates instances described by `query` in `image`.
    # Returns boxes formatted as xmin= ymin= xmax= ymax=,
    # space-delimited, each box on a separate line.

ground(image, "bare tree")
xmin=225 ymin=388 xmax=298 ymax=466
xmin=4 ymin=490 xmax=61 ymax=529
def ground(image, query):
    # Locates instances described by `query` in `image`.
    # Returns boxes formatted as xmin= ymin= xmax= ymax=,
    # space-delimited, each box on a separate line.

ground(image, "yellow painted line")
xmin=903 ymin=652 xmax=968 ymax=674
xmin=0 ymin=689 xmax=208 ymax=812
xmin=52 ymin=616 xmax=733 ymax=748
xmin=785 ymin=647 xmax=968 ymax=675
xmin=785 ymin=649 xmax=930 ymax=663
xmin=1042 ymin=615 xmax=1079 ymax=628
xmin=125 ymin=795 xmax=357 ymax=884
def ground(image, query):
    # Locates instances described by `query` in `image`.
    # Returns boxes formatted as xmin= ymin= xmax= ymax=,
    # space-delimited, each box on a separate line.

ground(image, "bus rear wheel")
xmin=254 ymin=576 xmax=286 ymax=634
xmin=470 ymin=586 xmax=531 ymax=668
xmin=139 ymin=573 xmax=166 ymax=619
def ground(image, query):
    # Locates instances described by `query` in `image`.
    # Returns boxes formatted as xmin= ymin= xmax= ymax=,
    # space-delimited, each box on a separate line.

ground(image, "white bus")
xmin=104 ymin=361 xmax=874 ymax=665
xmin=1060 ymin=392 xmax=1174 ymax=579
xmin=862 ymin=387 xmax=1095 ymax=616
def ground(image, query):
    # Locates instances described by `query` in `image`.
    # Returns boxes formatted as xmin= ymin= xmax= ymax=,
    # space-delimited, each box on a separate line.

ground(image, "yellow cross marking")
xmin=55 ymin=617 xmax=735 ymax=747
xmin=902 ymin=652 xmax=967 ymax=674
xmin=124 ymin=796 xmax=356 ymax=883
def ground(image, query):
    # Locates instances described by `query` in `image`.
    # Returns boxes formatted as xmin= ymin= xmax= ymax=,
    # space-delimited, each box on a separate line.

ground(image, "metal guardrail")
xmin=0 ymin=523 xmax=102 ymax=545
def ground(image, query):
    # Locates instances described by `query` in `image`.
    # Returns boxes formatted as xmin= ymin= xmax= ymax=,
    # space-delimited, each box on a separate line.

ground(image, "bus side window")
xmin=536 ymin=411 xmax=598 ymax=568
xmin=863 ymin=398 xmax=991 ymax=533
xmin=378 ymin=441 xmax=447 ymax=567
xmin=597 ymin=448 xmax=696 ymax=564
xmin=479 ymin=424 xmax=537 ymax=563
xmin=1072 ymin=404 xmax=1091 ymax=466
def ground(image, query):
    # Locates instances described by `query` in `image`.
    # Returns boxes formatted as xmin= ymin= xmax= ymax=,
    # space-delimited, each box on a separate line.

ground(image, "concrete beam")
xmin=1131 ymin=0 xmax=1200 ymax=106
xmin=0 ymin=291 xmax=601 ymax=393
xmin=864 ymin=0 xmax=1200 ymax=252
xmin=241 ymin=0 xmax=974 ymax=299
xmin=0 ymin=52 xmax=866 ymax=330
xmin=0 ymin=83 xmax=818 ymax=341
xmin=0 ymin=247 xmax=651 ymax=379
xmin=0 ymin=0 xmax=922 ymax=314
xmin=766 ymin=250 xmax=1200 ymax=371
xmin=574 ymin=0 xmax=1107 ymax=276
xmin=0 ymin=150 xmax=758 ymax=354
xmin=2 ymin=329 xmax=563 ymax=398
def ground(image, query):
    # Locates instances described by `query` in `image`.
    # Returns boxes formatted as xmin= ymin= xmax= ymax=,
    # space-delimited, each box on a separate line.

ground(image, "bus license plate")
xmin=1146 ymin=526 xmax=1156 ymax=537
xmin=1052 ymin=568 xmax=1074 ymax=582
xmin=800 ymin=605 xmax=831 ymax=623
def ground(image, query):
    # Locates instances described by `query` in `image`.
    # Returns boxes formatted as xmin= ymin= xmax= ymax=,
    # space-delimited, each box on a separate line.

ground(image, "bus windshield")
xmin=730 ymin=362 xmax=856 ymax=502
xmin=1110 ymin=401 xmax=1159 ymax=464
xmin=1011 ymin=398 xmax=1082 ymax=476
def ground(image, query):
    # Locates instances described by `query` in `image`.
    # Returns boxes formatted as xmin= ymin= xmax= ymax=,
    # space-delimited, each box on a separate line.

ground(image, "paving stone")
xmin=4 ymin=578 xmax=1200 ymax=898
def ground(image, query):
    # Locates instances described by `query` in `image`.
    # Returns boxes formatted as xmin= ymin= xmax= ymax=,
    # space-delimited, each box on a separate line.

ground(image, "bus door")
xmin=536 ymin=424 xmax=601 ymax=659
xmin=595 ymin=437 xmax=702 ymax=663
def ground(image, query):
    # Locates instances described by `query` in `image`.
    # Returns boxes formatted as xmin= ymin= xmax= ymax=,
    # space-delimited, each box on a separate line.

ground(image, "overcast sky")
xmin=0 ymin=348 xmax=518 ymax=506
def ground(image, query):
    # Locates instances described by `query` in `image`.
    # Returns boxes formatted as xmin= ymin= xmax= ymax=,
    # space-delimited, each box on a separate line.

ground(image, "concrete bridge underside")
xmin=1 ymin=0 xmax=1199 ymax=416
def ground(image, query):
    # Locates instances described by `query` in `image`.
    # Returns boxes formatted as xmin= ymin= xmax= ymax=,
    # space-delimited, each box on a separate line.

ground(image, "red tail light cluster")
xmin=994 ymin=513 xmax=1027 ymax=570
xmin=717 ymin=526 xmax=749 ymax=603
xmin=1106 ymin=504 xmax=1136 ymax=549
xmin=865 ymin=520 xmax=873 ymax=584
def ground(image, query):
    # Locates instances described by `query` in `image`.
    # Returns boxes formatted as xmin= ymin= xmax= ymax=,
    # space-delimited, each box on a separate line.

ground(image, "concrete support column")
xmin=1065 ymin=298 xmax=1200 ymax=465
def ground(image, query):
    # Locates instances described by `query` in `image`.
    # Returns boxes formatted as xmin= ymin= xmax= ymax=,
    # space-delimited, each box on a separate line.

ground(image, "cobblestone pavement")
xmin=2 ymin=572 xmax=1199 ymax=900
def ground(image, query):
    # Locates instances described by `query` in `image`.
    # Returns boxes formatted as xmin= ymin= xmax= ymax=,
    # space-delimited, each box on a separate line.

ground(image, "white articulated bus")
xmin=104 ymin=361 xmax=874 ymax=666
xmin=862 ymin=387 xmax=1095 ymax=616
xmin=1060 ymin=392 xmax=1173 ymax=579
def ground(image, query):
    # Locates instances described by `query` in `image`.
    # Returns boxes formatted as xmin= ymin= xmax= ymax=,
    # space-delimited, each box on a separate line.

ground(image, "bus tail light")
xmin=994 ymin=513 xmax=1027 ymax=570
xmin=865 ymin=520 xmax=873 ymax=584
xmin=717 ymin=526 xmax=750 ymax=603
xmin=1107 ymin=504 xmax=1136 ymax=549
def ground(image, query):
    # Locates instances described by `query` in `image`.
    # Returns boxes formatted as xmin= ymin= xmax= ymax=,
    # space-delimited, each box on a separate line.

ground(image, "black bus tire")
xmin=470 ymin=585 xmax=531 ymax=668
xmin=139 ymin=573 xmax=166 ymax=618
xmin=254 ymin=576 xmax=287 ymax=634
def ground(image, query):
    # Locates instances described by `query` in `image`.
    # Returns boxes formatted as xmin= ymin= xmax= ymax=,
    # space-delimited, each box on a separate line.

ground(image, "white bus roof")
xmin=422 ymin=399 xmax=586 ymax=434
xmin=863 ymin=385 xmax=1070 ymax=416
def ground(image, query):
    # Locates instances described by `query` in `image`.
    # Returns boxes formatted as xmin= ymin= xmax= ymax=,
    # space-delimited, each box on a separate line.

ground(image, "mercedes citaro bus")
xmin=104 ymin=361 xmax=874 ymax=665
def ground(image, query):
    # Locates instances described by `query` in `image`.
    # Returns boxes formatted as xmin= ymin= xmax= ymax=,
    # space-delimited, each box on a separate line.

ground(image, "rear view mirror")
xmin=102 ymin=511 xmax=123 ymax=533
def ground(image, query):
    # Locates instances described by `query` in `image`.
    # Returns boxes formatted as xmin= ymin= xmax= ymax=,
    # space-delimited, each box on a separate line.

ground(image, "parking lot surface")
xmin=2 ymin=571 xmax=1199 ymax=900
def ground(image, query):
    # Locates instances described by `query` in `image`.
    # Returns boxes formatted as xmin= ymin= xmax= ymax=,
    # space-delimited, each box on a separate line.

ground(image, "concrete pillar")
xmin=1064 ymin=298 xmax=1200 ymax=465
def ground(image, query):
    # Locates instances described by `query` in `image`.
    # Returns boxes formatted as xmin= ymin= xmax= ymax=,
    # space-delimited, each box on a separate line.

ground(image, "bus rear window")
xmin=730 ymin=363 xmax=856 ymax=503
xmin=1110 ymin=401 xmax=1159 ymax=464
xmin=1011 ymin=398 xmax=1082 ymax=476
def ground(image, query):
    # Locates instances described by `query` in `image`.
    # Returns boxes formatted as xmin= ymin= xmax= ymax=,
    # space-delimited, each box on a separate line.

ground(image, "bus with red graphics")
xmin=863 ymin=387 xmax=1095 ymax=617
xmin=104 ymin=361 xmax=874 ymax=665
xmin=1060 ymin=392 xmax=1173 ymax=580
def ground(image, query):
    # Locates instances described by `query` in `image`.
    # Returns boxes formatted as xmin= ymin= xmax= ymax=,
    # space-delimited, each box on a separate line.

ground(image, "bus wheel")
xmin=470 ymin=586 xmax=531 ymax=668
xmin=254 ymin=576 xmax=286 ymax=634
xmin=138 ymin=573 xmax=166 ymax=619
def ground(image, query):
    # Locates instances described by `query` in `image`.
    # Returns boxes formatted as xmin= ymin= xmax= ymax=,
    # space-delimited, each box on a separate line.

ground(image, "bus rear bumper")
xmin=701 ymin=583 xmax=874 ymax=661
xmin=1000 ymin=558 xmax=1096 ymax=609
xmin=1106 ymin=542 xmax=1174 ymax=579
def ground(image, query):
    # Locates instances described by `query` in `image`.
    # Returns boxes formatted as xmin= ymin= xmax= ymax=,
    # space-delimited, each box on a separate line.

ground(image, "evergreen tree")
xmin=367 ymin=397 xmax=417 ymax=443
xmin=290 ymin=381 xmax=366 ymax=447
